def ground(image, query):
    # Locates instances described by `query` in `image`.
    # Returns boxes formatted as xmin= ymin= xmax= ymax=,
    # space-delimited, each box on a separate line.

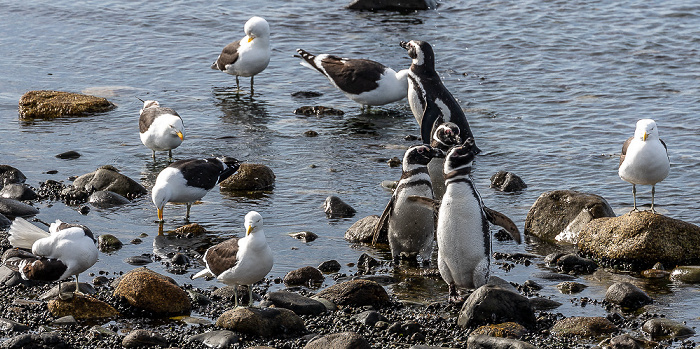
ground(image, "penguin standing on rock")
xmin=400 ymin=40 xmax=480 ymax=153
xmin=372 ymin=145 xmax=444 ymax=263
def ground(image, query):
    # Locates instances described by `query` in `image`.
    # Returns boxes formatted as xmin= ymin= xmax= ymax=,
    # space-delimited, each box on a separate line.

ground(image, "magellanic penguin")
xmin=295 ymin=48 xmax=409 ymax=112
xmin=618 ymin=119 xmax=669 ymax=213
xmin=429 ymin=121 xmax=461 ymax=201
xmin=138 ymin=99 xmax=185 ymax=161
xmin=411 ymin=138 xmax=520 ymax=302
xmin=211 ymin=16 xmax=270 ymax=93
xmin=400 ymin=40 xmax=480 ymax=153
xmin=372 ymin=145 xmax=444 ymax=263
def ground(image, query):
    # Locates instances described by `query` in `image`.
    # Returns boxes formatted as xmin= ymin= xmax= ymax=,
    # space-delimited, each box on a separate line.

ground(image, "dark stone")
xmin=1 ymin=333 xmax=69 ymax=349
xmin=187 ymin=330 xmax=239 ymax=348
xmin=387 ymin=157 xmax=401 ymax=167
xmin=458 ymin=284 xmax=536 ymax=329
xmin=528 ymin=297 xmax=562 ymax=311
xmin=0 ymin=165 xmax=26 ymax=190
xmin=353 ymin=310 xmax=388 ymax=327
xmin=73 ymin=166 xmax=147 ymax=198
xmin=216 ymin=307 xmax=306 ymax=337
xmin=605 ymin=282 xmax=653 ymax=310
xmin=0 ymin=318 xmax=30 ymax=332
xmin=0 ymin=198 xmax=39 ymax=218
xmin=551 ymin=317 xmax=617 ymax=337
xmin=0 ymin=184 xmax=37 ymax=201
xmin=557 ymin=282 xmax=587 ymax=294
xmin=641 ymin=318 xmax=696 ymax=339
xmin=98 ymin=234 xmax=123 ymax=253
xmin=357 ymin=253 xmax=379 ymax=272
xmin=124 ymin=255 xmax=153 ymax=266
xmin=219 ymin=163 xmax=275 ymax=191
xmin=387 ymin=321 xmax=422 ymax=336
xmin=284 ymin=266 xmax=324 ymax=287
xmin=88 ymin=190 xmax=130 ymax=207
xmin=304 ymin=332 xmax=371 ymax=349
xmin=170 ymin=253 xmax=189 ymax=266
xmin=347 ymin=0 xmax=437 ymax=11
xmin=291 ymin=91 xmax=323 ymax=98
xmin=555 ymin=254 xmax=598 ymax=274
xmin=264 ymin=291 xmax=327 ymax=316
xmin=324 ymin=195 xmax=356 ymax=218
xmin=122 ymin=329 xmax=169 ymax=348
xmin=293 ymin=105 xmax=344 ymax=116
xmin=315 ymin=280 xmax=390 ymax=307
xmin=345 ymin=215 xmax=387 ymax=244
xmin=466 ymin=335 xmax=539 ymax=349
xmin=0 ymin=213 xmax=11 ymax=229
xmin=304 ymin=130 xmax=319 ymax=137
xmin=490 ymin=171 xmax=527 ymax=192
xmin=318 ymin=260 xmax=342 ymax=273
xmin=19 ymin=90 xmax=116 ymax=119
xmin=55 ymin=151 xmax=81 ymax=159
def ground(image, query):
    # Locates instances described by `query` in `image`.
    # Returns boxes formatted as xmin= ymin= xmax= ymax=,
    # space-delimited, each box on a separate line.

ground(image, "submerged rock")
xmin=219 ymin=163 xmax=275 ymax=191
xmin=88 ymin=190 xmax=130 ymax=208
xmin=73 ymin=166 xmax=147 ymax=198
xmin=55 ymin=151 xmax=81 ymax=159
xmin=347 ymin=0 xmax=437 ymax=11
xmin=641 ymin=318 xmax=696 ymax=339
xmin=98 ymin=234 xmax=123 ymax=252
xmin=293 ymin=105 xmax=344 ymax=116
xmin=490 ymin=171 xmax=527 ymax=192
xmin=216 ymin=307 xmax=306 ymax=337
xmin=324 ymin=195 xmax=356 ymax=218
xmin=19 ymin=90 xmax=115 ymax=119
xmin=315 ymin=280 xmax=390 ymax=307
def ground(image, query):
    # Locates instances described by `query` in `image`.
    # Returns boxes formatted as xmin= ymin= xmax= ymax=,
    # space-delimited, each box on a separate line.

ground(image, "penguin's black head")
xmin=444 ymin=137 xmax=478 ymax=173
xmin=400 ymin=40 xmax=434 ymax=69
xmin=431 ymin=122 xmax=461 ymax=150
xmin=404 ymin=145 xmax=443 ymax=168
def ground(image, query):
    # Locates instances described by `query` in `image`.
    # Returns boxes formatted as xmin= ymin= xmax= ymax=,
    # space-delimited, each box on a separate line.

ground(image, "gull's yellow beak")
xmin=643 ymin=132 xmax=648 ymax=141
xmin=247 ymin=36 xmax=254 ymax=43
xmin=157 ymin=208 xmax=163 ymax=222
xmin=177 ymin=131 xmax=184 ymax=141
xmin=246 ymin=225 xmax=253 ymax=236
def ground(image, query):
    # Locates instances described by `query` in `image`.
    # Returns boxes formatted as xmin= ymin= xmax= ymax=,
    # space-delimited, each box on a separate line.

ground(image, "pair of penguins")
xmin=372 ymin=41 xmax=521 ymax=302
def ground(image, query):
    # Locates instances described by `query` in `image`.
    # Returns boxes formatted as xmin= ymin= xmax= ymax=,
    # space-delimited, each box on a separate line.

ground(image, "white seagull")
xmin=138 ymin=99 xmax=184 ymax=160
xmin=296 ymin=48 xmax=409 ymax=112
xmin=211 ymin=16 xmax=271 ymax=93
xmin=193 ymin=211 xmax=273 ymax=307
xmin=3 ymin=217 xmax=98 ymax=294
xmin=618 ymin=118 xmax=670 ymax=213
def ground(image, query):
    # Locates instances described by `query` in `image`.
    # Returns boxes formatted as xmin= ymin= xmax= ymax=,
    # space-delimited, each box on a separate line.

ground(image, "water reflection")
xmin=212 ymin=86 xmax=270 ymax=126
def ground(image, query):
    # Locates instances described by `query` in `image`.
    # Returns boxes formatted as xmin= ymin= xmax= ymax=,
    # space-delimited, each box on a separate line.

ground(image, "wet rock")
xmin=304 ymin=331 xmax=371 ymax=349
xmin=0 ymin=214 xmax=11 ymax=229
xmin=292 ymin=91 xmax=323 ymax=98
xmin=557 ymin=282 xmax=587 ymax=294
xmin=388 ymin=321 xmax=422 ymax=336
xmin=353 ymin=310 xmax=388 ymax=327
xmin=604 ymin=333 xmax=654 ymax=349
xmin=0 ymin=165 xmax=26 ymax=190
xmin=387 ymin=157 xmax=401 ymax=167
xmin=345 ymin=215 xmax=387 ymax=244
xmin=670 ymin=266 xmax=700 ymax=283
xmin=124 ymin=255 xmax=152 ymax=266
xmin=47 ymin=294 xmax=119 ymax=319
xmin=524 ymin=190 xmax=614 ymax=243
xmin=0 ymin=184 xmax=37 ymax=201
xmin=122 ymin=329 xmax=169 ymax=348
xmin=284 ymin=266 xmax=324 ymax=287
xmin=467 ymin=334 xmax=538 ymax=349
xmin=357 ymin=253 xmax=379 ymax=273
xmin=641 ymin=318 xmax=695 ymax=339
xmin=88 ymin=190 xmax=130 ymax=207
xmin=98 ymin=234 xmax=123 ymax=253
xmin=315 ymin=279 xmax=390 ymax=307
xmin=304 ymin=130 xmax=319 ymax=137
xmin=458 ymin=284 xmax=536 ymax=329
xmin=0 ymin=318 xmax=29 ymax=332
xmin=555 ymin=253 xmax=598 ymax=274
xmin=187 ymin=330 xmax=239 ymax=348
xmin=490 ymin=171 xmax=527 ymax=192
xmin=60 ymin=186 xmax=90 ymax=204
xmin=172 ymin=223 xmax=207 ymax=236
xmin=73 ymin=166 xmax=147 ymax=198
xmin=605 ymin=282 xmax=653 ymax=310
xmin=170 ymin=253 xmax=189 ymax=266
xmin=641 ymin=263 xmax=671 ymax=279
xmin=216 ymin=307 xmax=306 ymax=337
xmin=528 ymin=297 xmax=562 ymax=311
xmin=88 ymin=325 xmax=119 ymax=340
xmin=531 ymin=272 xmax=576 ymax=281
xmin=293 ymin=105 xmax=345 ymax=116
xmin=318 ymin=260 xmax=341 ymax=273
xmin=324 ymin=195 xmax=356 ymax=218
xmin=555 ymin=207 xmax=598 ymax=244
xmin=219 ymin=163 xmax=275 ymax=191
xmin=311 ymin=296 xmax=338 ymax=312
xmin=40 ymin=282 xmax=96 ymax=299
xmin=577 ymin=211 xmax=700 ymax=270
xmin=263 ymin=291 xmax=327 ymax=316
xmin=522 ymin=280 xmax=543 ymax=291
xmin=18 ymin=90 xmax=116 ymax=119
xmin=113 ymin=268 xmax=191 ymax=316
xmin=0 ymin=198 xmax=39 ymax=218
xmin=289 ymin=231 xmax=318 ymax=242
xmin=55 ymin=151 xmax=81 ymax=159
xmin=347 ymin=0 xmax=437 ymax=11
xmin=1 ymin=333 xmax=69 ymax=349
xmin=550 ymin=316 xmax=617 ymax=337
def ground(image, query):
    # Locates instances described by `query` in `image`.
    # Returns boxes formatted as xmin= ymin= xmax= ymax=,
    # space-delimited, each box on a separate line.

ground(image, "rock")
xmin=304 ymin=332 xmax=371 ymax=349
xmin=387 ymin=157 xmax=401 ymax=167
xmin=353 ymin=310 xmax=388 ymax=327
xmin=0 ymin=165 xmax=26 ymax=190
xmin=171 ymin=253 xmax=189 ymax=266
xmin=347 ymin=0 xmax=437 ymax=11
xmin=490 ymin=171 xmax=527 ymax=192
xmin=387 ymin=321 xmax=422 ymax=336
xmin=605 ymin=282 xmax=653 ymax=309
xmin=357 ymin=253 xmax=379 ymax=273
xmin=47 ymin=294 xmax=119 ymax=319
xmin=0 ymin=184 xmax=37 ymax=201
xmin=124 ymin=255 xmax=152 ymax=266
xmin=311 ymin=296 xmax=338 ymax=312
xmin=471 ymin=322 xmax=528 ymax=339
xmin=642 ymin=318 xmax=695 ymax=339
xmin=0 ymin=318 xmax=30 ymax=332
xmin=88 ymin=325 xmax=119 ymax=340
xmin=0 ymin=214 xmax=10 ymax=229
xmin=577 ymin=211 xmax=700 ymax=270
xmin=641 ymin=263 xmax=671 ymax=279
xmin=466 ymin=334 xmax=538 ymax=349
xmin=324 ymin=195 xmax=356 ymax=218
xmin=293 ymin=105 xmax=344 ymax=116
xmin=528 ymin=297 xmax=562 ymax=311
xmin=18 ymin=90 xmax=116 ymax=119
xmin=318 ymin=260 xmax=341 ymax=273
xmin=524 ymin=190 xmax=614 ymax=243
xmin=88 ymin=190 xmax=130 ymax=207
xmin=113 ymin=268 xmax=191 ymax=316
xmin=315 ymin=279 xmax=390 ymax=307
xmin=73 ymin=166 xmax=147 ymax=198
xmin=292 ymin=91 xmax=323 ymax=98
xmin=98 ymin=234 xmax=123 ymax=253
xmin=304 ymin=130 xmax=319 ymax=137
xmin=55 ymin=150 xmax=81 ymax=159
xmin=604 ymin=334 xmax=654 ymax=349
xmin=555 ymin=208 xmax=598 ymax=244
xmin=122 ymin=329 xmax=169 ymax=348
xmin=670 ymin=266 xmax=700 ymax=283
xmin=219 ymin=163 xmax=275 ymax=191
xmin=555 ymin=254 xmax=598 ymax=274
xmin=172 ymin=223 xmax=207 ymax=236
xmin=458 ymin=284 xmax=536 ymax=329
xmin=39 ymin=282 xmax=96 ymax=299
xmin=551 ymin=317 xmax=617 ymax=337
xmin=0 ymin=198 xmax=39 ymax=218
xmin=216 ymin=307 xmax=306 ymax=337
xmin=345 ymin=215 xmax=387 ymax=244
xmin=1 ymin=333 xmax=69 ymax=349
xmin=557 ymin=282 xmax=587 ymax=294
xmin=187 ymin=330 xmax=239 ymax=348
xmin=284 ymin=266 xmax=324 ymax=287
xmin=531 ymin=272 xmax=576 ymax=281
xmin=264 ymin=291 xmax=327 ymax=316
xmin=60 ymin=186 xmax=90 ymax=204
xmin=289 ymin=231 xmax=318 ymax=242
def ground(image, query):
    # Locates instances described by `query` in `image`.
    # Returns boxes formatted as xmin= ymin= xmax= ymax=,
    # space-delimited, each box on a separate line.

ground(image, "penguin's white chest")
xmin=407 ymin=73 xmax=425 ymax=126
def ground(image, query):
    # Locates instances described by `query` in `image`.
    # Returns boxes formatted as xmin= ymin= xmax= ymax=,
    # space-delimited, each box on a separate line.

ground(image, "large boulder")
xmin=73 ymin=166 xmax=147 ymax=198
xmin=458 ymin=284 xmax=536 ymax=329
xmin=577 ymin=211 xmax=700 ymax=270
xmin=216 ymin=307 xmax=306 ymax=337
xmin=315 ymin=279 xmax=390 ymax=307
xmin=113 ymin=268 xmax=191 ymax=316
xmin=47 ymin=294 xmax=119 ymax=320
xmin=19 ymin=90 xmax=115 ymax=119
xmin=219 ymin=163 xmax=275 ymax=191
xmin=345 ymin=215 xmax=387 ymax=244
xmin=0 ymin=165 xmax=26 ymax=190
xmin=524 ymin=190 xmax=614 ymax=243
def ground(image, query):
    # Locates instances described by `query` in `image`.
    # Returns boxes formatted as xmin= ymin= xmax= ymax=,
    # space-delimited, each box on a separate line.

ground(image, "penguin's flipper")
xmin=484 ymin=207 xmax=521 ymax=244
xmin=372 ymin=196 xmax=394 ymax=246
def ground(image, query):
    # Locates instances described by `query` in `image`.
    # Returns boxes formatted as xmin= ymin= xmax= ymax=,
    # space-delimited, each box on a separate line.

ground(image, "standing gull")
xmin=211 ymin=16 xmax=270 ymax=93
xmin=618 ymin=118 xmax=669 ymax=213
xmin=296 ymin=48 xmax=409 ymax=112
xmin=193 ymin=211 xmax=273 ymax=307
xmin=138 ymin=99 xmax=184 ymax=160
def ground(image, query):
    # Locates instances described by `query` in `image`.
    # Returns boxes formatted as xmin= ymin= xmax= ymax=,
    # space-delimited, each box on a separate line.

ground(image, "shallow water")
xmin=1 ymin=0 xmax=699 ymax=344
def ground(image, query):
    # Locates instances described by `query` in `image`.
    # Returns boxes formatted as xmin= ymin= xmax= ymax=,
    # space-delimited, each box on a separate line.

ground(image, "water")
xmin=1 ymin=0 xmax=699 ymax=343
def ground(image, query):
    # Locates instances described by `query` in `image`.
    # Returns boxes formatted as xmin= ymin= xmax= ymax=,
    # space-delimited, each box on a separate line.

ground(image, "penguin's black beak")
xmin=399 ymin=41 xmax=410 ymax=50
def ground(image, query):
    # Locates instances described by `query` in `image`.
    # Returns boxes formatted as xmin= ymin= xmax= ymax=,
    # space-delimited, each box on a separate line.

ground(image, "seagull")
xmin=618 ymin=118 xmax=670 ymax=213
xmin=3 ymin=217 xmax=98 ymax=295
xmin=152 ymin=157 xmax=240 ymax=224
xmin=192 ymin=211 xmax=273 ymax=307
xmin=138 ymin=99 xmax=184 ymax=160
xmin=211 ymin=16 xmax=270 ymax=93
xmin=295 ymin=48 xmax=409 ymax=112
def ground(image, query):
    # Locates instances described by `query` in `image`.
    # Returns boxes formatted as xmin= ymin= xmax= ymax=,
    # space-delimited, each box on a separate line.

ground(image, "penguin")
xmin=372 ymin=144 xmax=444 ymax=263
xmin=399 ymin=40 xmax=480 ymax=153
xmin=428 ymin=120 xmax=461 ymax=201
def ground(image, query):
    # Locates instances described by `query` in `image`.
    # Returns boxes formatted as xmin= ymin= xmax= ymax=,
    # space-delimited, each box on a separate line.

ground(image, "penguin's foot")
xmin=447 ymin=284 xmax=466 ymax=304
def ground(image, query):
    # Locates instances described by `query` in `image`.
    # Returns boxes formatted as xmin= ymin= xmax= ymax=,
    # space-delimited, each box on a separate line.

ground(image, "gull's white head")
xmin=140 ymin=100 xmax=160 ymax=114
xmin=244 ymin=211 xmax=264 ymax=235
xmin=244 ymin=16 xmax=270 ymax=42
xmin=634 ymin=119 xmax=659 ymax=142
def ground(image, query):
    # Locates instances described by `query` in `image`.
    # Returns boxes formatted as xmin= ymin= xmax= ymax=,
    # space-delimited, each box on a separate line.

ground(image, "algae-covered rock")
xmin=219 ymin=163 xmax=275 ymax=191
xmin=19 ymin=90 xmax=115 ymax=119
xmin=47 ymin=294 xmax=119 ymax=319
xmin=113 ymin=268 xmax=190 ymax=316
